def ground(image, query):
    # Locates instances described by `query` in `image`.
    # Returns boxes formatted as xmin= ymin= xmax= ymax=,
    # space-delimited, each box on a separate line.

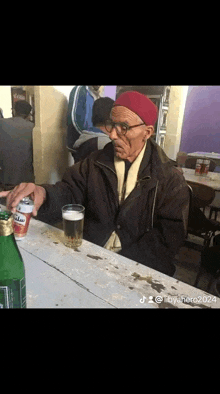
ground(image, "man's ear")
xmin=144 ymin=125 xmax=154 ymax=141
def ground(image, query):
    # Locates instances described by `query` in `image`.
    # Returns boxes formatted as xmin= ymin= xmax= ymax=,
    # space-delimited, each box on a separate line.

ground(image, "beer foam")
xmin=62 ymin=211 xmax=84 ymax=221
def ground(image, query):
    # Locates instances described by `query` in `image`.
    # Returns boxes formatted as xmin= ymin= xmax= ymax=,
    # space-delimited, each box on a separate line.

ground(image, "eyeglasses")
xmin=105 ymin=120 xmax=145 ymax=136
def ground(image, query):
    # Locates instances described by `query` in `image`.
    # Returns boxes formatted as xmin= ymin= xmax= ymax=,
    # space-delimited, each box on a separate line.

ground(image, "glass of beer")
xmin=62 ymin=204 xmax=85 ymax=249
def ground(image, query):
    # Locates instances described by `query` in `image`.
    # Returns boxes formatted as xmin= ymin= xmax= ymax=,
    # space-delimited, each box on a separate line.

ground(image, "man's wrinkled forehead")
xmin=110 ymin=106 xmax=143 ymax=124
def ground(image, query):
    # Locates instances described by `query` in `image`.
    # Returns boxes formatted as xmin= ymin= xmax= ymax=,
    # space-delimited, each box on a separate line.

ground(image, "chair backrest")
xmin=176 ymin=151 xmax=187 ymax=167
xmin=185 ymin=156 xmax=216 ymax=172
xmin=187 ymin=184 xmax=215 ymax=234
xmin=187 ymin=180 xmax=215 ymax=208
xmin=177 ymin=151 xmax=187 ymax=158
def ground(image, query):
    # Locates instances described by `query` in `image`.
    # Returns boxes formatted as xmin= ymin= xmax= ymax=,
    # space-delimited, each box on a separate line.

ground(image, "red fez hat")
xmin=113 ymin=91 xmax=158 ymax=126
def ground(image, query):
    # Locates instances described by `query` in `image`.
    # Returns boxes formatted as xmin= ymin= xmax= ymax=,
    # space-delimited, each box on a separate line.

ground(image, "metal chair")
xmin=209 ymin=191 xmax=220 ymax=221
xmin=197 ymin=236 xmax=220 ymax=293
xmin=176 ymin=151 xmax=187 ymax=168
xmin=187 ymin=181 xmax=215 ymax=208
xmin=186 ymin=182 xmax=217 ymax=248
xmin=186 ymin=183 xmax=220 ymax=288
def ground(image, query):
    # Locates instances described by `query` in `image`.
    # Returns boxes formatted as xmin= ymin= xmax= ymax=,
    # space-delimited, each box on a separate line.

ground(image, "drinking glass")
xmin=62 ymin=204 xmax=85 ymax=249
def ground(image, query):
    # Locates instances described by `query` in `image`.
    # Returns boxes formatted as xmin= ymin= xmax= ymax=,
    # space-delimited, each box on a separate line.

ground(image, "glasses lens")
xmin=119 ymin=124 xmax=128 ymax=135
xmin=105 ymin=121 xmax=128 ymax=135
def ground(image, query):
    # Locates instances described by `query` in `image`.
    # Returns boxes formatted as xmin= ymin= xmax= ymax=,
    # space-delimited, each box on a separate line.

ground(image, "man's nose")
xmin=109 ymin=128 xmax=118 ymax=140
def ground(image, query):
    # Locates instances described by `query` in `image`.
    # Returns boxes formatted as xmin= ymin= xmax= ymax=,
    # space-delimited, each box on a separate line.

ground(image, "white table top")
xmin=182 ymin=168 xmax=220 ymax=191
xmin=2 ymin=209 xmax=216 ymax=308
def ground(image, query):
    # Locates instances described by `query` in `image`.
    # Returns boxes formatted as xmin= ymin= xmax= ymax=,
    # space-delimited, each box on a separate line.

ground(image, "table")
xmin=189 ymin=152 xmax=220 ymax=159
xmin=3 ymin=212 xmax=217 ymax=309
xmin=188 ymin=152 xmax=220 ymax=166
xmin=182 ymin=168 xmax=220 ymax=191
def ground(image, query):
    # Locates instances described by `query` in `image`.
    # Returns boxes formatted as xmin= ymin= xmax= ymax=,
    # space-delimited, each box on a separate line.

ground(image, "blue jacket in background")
xmin=67 ymin=86 xmax=103 ymax=151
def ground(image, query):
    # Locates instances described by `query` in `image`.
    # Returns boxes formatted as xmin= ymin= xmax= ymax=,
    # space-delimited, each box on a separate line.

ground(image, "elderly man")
xmin=0 ymin=91 xmax=190 ymax=276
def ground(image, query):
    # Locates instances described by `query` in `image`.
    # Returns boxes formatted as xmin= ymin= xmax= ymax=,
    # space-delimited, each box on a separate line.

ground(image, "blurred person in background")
xmin=72 ymin=97 xmax=113 ymax=162
xmin=0 ymin=100 xmax=34 ymax=191
xmin=67 ymin=85 xmax=104 ymax=160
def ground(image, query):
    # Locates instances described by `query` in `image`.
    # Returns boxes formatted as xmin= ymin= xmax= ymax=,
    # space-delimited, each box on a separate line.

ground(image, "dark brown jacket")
xmin=38 ymin=139 xmax=190 ymax=276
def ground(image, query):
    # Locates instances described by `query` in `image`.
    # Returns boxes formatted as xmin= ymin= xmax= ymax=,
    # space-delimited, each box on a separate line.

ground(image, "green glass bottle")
xmin=0 ymin=210 xmax=26 ymax=308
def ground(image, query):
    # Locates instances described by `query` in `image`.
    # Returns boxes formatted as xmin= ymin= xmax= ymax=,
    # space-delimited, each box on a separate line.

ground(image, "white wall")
xmin=0 ymin=86 xmax=12 ymax=118
xmin=53 ymin=86 xmax=75 ymax=99
xmin=33 ymin=86 xmax=70 ymax=184
xmin=53 ymin=86 xmax=76 ymax=167
xmin=164 ymin=86 xmax=189 ymax=160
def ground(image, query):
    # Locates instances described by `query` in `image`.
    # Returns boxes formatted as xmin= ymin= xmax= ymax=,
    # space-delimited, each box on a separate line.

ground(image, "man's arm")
xmin=0 ymin=158 xmax=89 ymax=223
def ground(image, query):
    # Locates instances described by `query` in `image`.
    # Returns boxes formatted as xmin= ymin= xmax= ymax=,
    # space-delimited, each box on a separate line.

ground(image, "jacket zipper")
xmin=151 ymin=180 xmax=159 ymax=228
xmin=96 ymin=160 xmax=158 ymax=230
xmin=95 ymin=161 xmax=119 ymax=206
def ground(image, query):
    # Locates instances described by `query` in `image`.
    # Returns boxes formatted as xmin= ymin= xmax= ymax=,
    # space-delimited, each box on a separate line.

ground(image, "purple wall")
xmin=180 ymin=86 xmax=220 ymax=153
xmin=103 ymin=86 xmax=116 ymax=100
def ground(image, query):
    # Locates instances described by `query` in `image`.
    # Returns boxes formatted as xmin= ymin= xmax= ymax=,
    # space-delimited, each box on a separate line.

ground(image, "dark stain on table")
xmin=87 ymin=254 xmax=103 ymax=261
xmin=132 ymin=272 xmax=166 ymax=293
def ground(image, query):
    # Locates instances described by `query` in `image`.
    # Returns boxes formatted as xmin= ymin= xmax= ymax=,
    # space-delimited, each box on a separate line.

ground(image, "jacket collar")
xmin=94 ymin=142 xmax=116 ymax=173
xmin=95 ymin=139 xmax=173 ymax=181
xmin=139 ymin=138 xmax=173 ymax=181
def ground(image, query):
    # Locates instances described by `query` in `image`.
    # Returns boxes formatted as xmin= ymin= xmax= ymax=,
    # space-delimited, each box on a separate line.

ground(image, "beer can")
xmin=203 ymin=159 xmax=210 ymax=176
xmin=195 ymin=159 xmax=203 ymax=175
xmin=13 ymin=197 xmax=34 ymax=240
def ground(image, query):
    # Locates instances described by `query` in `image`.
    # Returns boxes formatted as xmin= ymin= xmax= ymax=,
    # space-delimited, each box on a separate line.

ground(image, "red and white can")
xmin=13 ymin=197 xmax=34 ymax=240
xmin=195 ymin=158 xmax=210 ymax=176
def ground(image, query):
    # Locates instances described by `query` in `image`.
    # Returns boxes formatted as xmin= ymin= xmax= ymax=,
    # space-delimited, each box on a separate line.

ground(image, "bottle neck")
xmin=0 ymin=216 xmax=14 ymax=237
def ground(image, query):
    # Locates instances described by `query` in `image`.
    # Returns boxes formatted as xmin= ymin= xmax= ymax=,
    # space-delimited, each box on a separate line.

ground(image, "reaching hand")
xmin=0 ymin=183 xmax=47 ymax=216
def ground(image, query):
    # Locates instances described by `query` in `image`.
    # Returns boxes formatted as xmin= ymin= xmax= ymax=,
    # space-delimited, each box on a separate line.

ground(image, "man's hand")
xmin=0 ymin=183 xmax=46 ymax=216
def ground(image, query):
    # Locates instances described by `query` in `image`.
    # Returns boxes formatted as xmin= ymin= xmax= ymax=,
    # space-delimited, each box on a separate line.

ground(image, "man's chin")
xmin=115 ymin=151 xmax=126 ymax=160
xmin=114 ymin=147 xmax=127 ymax=160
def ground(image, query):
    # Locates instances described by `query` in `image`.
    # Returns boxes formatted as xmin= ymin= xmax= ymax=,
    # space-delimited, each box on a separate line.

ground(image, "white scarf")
xmin=104 ymin=143 xmax=147 ymax=252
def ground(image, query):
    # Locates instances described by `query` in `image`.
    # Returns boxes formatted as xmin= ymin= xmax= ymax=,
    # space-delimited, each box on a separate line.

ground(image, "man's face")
xmin=109 ymin=106 xmax=154 ymax=162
